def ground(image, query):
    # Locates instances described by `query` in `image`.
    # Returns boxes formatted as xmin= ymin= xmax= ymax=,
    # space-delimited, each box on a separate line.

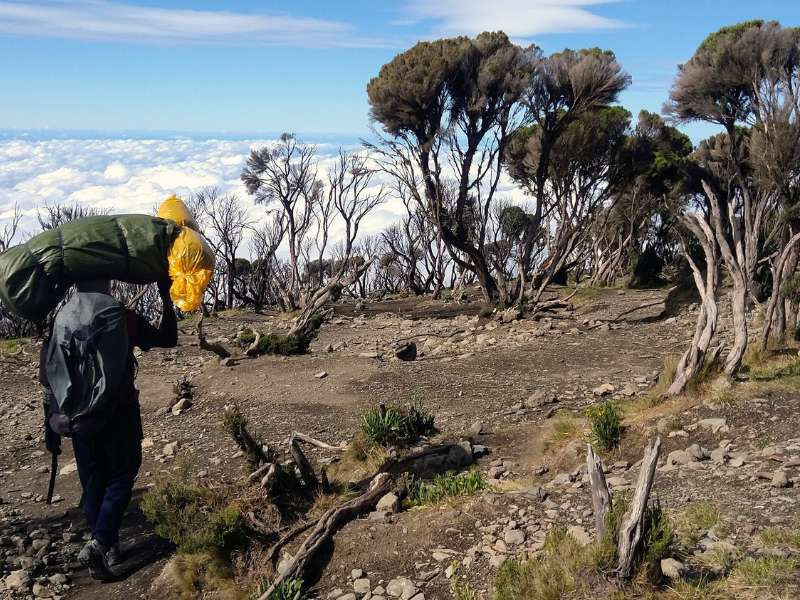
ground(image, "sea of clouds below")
xmin=0 ymin=136 xmax=525 ymax=256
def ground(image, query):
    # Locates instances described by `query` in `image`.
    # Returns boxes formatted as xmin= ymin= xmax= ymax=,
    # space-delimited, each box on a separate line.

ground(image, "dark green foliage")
xmin=251 ymin=578 xmax=305 ymax=600
xmin=222 ymin=405 xmax=272 ymax=470
xmin=256 ymin=333 xmax=309 ymax=356
xmin=585 ymin=402 xmax=621 ymax=451
xmin=359 ymin=401 xmax=436 ymax=447
xmin=140 ymin=475 xmax=245 ymax=554
xmin=406 ymin=471 xmax=487 ymax=506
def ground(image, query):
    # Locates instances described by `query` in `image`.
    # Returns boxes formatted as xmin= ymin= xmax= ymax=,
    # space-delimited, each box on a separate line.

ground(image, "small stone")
xmin=351 ymin=569 xmax=364 ymax=580
xmin=171 ymin=397 xmax=192 ymax=416
xmin=353 ymin=578 xmax=371 ymax=594
xmin=386 ymin=577 xmax=417 ymax=599
xmin=504 ymin=529 xmax=525 ymax=545
xmin=468 ymin=421 xmax=484 ymax=437
xmin=592 ymin=383 xmax=615 ymax=396
xmin=162 ymin=441 xmax=179 ymax=457
xmin=315 ymin=371 xmax=328 ymax=379
xmin=5 ymin=569 xmax=30 ymax=590
xmin=219 ymin=357 xmax=235 ymax=367
xmin=376 ymin=492 xmax=401 ymax=514
xmin=32 ymin=582 xmax=52 ymax=598
xmin=667 ymin=450 xmax=690 ymax=466
xmin=58 ymin=461 xmax=78 ymax=476
xmin=697 ymin=418 xmax=728 ymax=434
xmin=661 ymin=558 xmax=685 ymax=579
xmin=771 ymin=470 xmax=789 ymax=488
xmin=337 ymin=594 xmax=357 ymax=600
xmin=552 ymin=472 xmax=573 ymax=485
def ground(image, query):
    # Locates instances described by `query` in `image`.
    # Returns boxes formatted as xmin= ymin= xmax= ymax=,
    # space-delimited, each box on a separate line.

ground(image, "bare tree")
xmin=289 ymin=151 xmax=386 ymax=336
xmin=0 ymin=203 xmax=21 ymax=253
xmin=242 ymin=134 xmax=322 ymax=309
xmin=192 ymin=188 xmax=253 ymax=310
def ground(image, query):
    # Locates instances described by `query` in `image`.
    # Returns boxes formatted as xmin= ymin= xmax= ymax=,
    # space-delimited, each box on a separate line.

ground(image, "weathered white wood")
xmin=586 ymin=444 xmax=612 ymax=539
xmin=616 ymin=437 xmax=661 ymax=579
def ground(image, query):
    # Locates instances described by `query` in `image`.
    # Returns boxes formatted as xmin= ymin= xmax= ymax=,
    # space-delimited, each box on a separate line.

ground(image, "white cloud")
xmin=0 ymin=0 xmax=390 ymax=47
xmin=404 ymin=0 xmax=626 ymax=38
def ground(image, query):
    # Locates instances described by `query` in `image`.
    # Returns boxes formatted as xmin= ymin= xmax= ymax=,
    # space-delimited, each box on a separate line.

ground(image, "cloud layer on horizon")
xmin=0 ymin=136 xmax=529 ymax=257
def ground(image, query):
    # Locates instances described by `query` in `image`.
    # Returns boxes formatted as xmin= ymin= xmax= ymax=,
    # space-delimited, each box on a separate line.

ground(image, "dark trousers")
xmin=71 ymin=404 xmax=143 ymax=547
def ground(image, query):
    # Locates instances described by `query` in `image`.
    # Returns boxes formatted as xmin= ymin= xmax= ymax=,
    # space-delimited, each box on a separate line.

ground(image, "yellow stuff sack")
xmin=158 ymin=194 xmax=199 ymax=230
xmin=157 ymin=197 xmax=215 ymax=312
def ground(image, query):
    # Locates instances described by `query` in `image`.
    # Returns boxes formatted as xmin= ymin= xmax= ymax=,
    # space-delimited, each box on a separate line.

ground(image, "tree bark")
xmin=616 ymin=437 xmax=661 ymax=579
xmin=257 ymin=473 xmax=393 ymax=600
xmin=586 ymin=444 xmax=612 ymax=539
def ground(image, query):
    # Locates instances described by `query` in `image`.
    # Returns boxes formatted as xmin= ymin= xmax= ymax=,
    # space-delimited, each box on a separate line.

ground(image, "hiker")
xmin=40 ymin=279 xmax=177 ymax=581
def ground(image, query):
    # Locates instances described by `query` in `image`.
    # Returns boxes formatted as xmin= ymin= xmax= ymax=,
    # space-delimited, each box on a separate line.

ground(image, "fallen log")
xmin=257 ymin=473 xmax=393 ymax=600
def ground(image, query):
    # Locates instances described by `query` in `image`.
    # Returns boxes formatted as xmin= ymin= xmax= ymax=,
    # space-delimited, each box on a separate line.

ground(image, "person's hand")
xmin=44 ymin=419 xmax=62 ymax=455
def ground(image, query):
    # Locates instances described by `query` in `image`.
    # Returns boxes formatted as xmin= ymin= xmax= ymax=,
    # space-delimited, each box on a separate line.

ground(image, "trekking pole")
xmin=46 ymin=452 xmax=58 ymax=505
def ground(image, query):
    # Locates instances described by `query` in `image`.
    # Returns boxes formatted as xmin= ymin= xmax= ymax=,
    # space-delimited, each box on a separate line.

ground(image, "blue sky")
xmin=0 ymin=0 xmax=799 ymax=141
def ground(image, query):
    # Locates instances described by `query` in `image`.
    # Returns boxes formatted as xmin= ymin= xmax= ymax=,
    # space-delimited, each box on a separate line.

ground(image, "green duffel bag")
xmin=0 ymin=214 xmax=180 ymax=323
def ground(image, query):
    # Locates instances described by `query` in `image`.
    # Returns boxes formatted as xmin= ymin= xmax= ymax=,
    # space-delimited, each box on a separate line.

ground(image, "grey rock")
xmin=772 ymin=470 xmax=790 ymax=488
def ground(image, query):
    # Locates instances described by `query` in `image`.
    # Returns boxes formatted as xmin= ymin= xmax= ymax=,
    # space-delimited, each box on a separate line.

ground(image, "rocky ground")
xmin=0 ymin=285 xmax=799 ymax=599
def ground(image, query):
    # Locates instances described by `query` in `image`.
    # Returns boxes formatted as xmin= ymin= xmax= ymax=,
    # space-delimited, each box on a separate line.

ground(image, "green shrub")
xmin=256 ymin=333 xmax=309 ymax=356
xmin=359 ymin=401 xmax=436 ymax=447
xmin=141 ymin=475 xmax=245 ymax=554
xmin=585 ymin=402 xmax=621 ymax=450
xmin=406 ymin=471 xmax=487 ymax=506
xmin=237 ymin=327 xmax=312 ymax=356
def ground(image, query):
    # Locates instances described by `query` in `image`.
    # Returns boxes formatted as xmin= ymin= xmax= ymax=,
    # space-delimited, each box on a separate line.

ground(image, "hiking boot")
xmin=78 ymin=540 xmax=116 ymax=582
xmin=105 ymin=543 xmax=123 ymax=567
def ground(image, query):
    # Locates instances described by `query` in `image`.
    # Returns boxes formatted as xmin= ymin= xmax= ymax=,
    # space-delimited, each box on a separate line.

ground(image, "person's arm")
xmin=130 ymin=282 xmax=178 ymax=351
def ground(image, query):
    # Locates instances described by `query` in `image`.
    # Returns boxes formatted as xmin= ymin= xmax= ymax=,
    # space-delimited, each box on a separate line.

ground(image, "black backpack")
xmin=45 ymin=292 xmax=129 ymax=434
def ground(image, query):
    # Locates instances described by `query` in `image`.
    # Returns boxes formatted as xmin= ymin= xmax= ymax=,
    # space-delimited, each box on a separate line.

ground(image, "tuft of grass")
xmin=359 ymin=401 xmax=436 ymax=447
xmin=729 ymin=556 xmax=798 ymax=589
xmin=543 ymin=415 xmax=583 ymax=451
xmin=493 ymin=528 xmax=591 ymax=600
xmin=172 ymin=552 xmax=237 ymax=599
xmin=647 ymin=355 xmax=679 ymax=400
xmin=406 ymin=471 xmax=487 ymax=506
xmin=0 ymin=337 xmax=28 ymax=355
xmin=141 ymin=473 xmax=245 ymax=554
xmin=758 ymin=528 xmax=800 ymax=549
xmin=751 ymin=357 xmax=800 ymax=382
xmin=674 ymin=501 xmax=720 ymax=547
xmin=586 ymin=402 xmax=622 ymax=450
